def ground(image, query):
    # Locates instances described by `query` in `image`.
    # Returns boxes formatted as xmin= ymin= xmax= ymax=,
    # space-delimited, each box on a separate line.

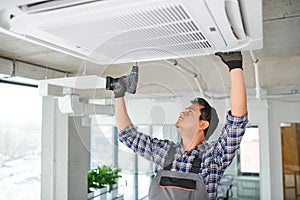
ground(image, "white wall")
xmin=268 ymin=100 xmax=300 ymax=200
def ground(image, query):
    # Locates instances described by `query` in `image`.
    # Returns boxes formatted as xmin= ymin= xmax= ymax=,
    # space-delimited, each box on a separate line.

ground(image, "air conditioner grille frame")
xmin=7 ymin=0 xmax=262 ymax=64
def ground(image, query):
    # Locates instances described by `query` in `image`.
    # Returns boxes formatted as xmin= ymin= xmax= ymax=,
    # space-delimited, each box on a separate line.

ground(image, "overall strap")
xmin=190 ymin=151 xmax=204 ymax=174
xmin=163 ymin=142 xmax=176 ymax=170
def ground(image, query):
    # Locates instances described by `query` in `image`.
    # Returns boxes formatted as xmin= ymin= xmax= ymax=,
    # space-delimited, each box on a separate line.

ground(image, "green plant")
xmin=87 ymin=165 xmax=122 ymax=193
xmin=88 ymin=168 xmax=95 ymax=192
xmin=88 ymin=168 xmax=102 ymax=193
xmin=105 ymin=166 xmax=122 ymax=192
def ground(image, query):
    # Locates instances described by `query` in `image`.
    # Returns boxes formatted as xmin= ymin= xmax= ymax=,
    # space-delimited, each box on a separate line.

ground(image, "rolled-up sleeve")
xmin=213 ymin=111 xmax=248 ymax=170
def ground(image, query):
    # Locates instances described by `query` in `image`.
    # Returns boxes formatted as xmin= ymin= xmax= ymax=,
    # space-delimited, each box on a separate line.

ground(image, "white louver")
xmin=1 ymin=0 xmax=262 ymax=64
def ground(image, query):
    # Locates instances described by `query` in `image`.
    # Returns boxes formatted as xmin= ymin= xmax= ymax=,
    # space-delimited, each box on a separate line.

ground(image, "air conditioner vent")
xmin=7 ymin=0 xmax=263 ymax=64
xmin=35 ymin=2 xmax=213 ymax=62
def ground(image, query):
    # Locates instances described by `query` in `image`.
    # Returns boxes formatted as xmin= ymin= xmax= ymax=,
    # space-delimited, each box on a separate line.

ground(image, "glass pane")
xmin=163 ymin=125 xmax=181 ymax=143
xmin=90 ymin=125 xmax=114 ymax=168
xmin=153 ymin=125 xmax=180 ymax=142
xmin=118 ymin=143 xmax=136 ymax=199
xmin=0 ymin=83 xmax=42 ymax=199
xmin=152 ymin=125 xmax=164 ymax=139
xmin=137 ymin=126 xmax=153 ymax=173
xmin=234 ymin=126 xmax=260 ymax=199
xmin=137 ymin=126 xmax=153 ymax=199
xmin=240 ymin=126 xmax=260 ymax=174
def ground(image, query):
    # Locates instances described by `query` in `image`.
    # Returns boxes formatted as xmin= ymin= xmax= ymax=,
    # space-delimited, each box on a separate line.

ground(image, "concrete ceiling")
xmin=0 ymin=0 xmax=299 ymax=99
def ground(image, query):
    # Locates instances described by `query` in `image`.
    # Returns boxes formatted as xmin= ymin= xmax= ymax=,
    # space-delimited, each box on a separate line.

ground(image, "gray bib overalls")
xmin=148 ymin=143 xmax=210 ymax=200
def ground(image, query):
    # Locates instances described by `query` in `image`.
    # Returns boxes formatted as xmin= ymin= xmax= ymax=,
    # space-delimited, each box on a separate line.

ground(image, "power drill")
xmin=106 ymin=65 xmax=138 ymax=94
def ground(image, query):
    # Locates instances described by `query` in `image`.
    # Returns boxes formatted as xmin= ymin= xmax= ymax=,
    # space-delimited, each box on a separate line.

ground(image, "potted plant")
xmin=88 ymin=165 xmax=122 ymax=200
xmin=87 ymin=167 xmax=108 ymax=200
xmin=105 ymin=167 xmax=122 ymax=199
xmin=88 ymin=168 xmax=96 ymax=199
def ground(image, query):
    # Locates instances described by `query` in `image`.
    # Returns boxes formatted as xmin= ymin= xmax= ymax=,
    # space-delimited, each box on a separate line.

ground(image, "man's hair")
xmin=191 ymin=98 xmax=219 ymax=140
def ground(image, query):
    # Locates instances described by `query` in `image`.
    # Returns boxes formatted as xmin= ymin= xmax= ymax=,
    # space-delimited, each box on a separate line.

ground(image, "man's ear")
xmin=199 ymin=120 xmax=209 ymax=130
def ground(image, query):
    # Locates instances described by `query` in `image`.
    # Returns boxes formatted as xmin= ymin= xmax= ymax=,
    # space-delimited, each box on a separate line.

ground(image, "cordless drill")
xmin=106 ymin=65 xmax=138 ymax=94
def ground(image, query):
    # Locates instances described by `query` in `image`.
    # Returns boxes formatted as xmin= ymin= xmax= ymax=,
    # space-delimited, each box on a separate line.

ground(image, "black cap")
xmin=191 ymin=98 xmax=219 ymax=140
xmin=205 ymin=106 xmax=219 ymax=140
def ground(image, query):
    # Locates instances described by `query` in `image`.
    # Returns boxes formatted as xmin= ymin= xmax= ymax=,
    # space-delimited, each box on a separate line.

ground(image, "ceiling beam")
xmin=0 ymin=55 xmax=71 ymax=80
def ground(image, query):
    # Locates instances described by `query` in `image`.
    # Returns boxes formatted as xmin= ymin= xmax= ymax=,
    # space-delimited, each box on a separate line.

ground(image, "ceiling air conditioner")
xmin=0 ymin=0 xmax=262 ymax=64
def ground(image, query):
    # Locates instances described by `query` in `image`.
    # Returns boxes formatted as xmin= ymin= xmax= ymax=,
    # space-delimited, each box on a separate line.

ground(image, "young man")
xmin=113 ymin=52 xmax=248 ymax=199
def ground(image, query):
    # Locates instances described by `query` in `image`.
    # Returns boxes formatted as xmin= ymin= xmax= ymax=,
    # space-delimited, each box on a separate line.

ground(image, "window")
xmin=90 ymin=125 xmax=114 ymax=168
xmin=153 ymin=125 xmax=180 ymax=142
xmin=0 ymin=77 xmax=42 ymax=199
xmin=136 ymin=126 xmax=153 ymax=199
xmin=238 ymin=126 xmax=260 ymax=176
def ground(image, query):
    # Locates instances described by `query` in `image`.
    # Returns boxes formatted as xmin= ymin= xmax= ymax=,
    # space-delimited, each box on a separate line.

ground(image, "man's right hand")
xmin=114 ymin=77 xmax=127 ymax=98
xmin=215 ymin=51 xmax=243 ymax=71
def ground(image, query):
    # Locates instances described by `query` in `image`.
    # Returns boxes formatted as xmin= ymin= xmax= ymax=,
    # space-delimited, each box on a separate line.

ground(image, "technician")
xmin=112 ymin=52 xmax=248 ymax=199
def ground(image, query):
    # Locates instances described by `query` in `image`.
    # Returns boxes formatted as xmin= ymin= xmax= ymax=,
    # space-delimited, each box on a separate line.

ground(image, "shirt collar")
xmin=179 ymin=139 xmax=208 ymax=154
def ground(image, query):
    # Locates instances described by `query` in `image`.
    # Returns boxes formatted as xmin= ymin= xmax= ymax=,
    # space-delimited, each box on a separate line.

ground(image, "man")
xmin=113 ymin=52 xmax=248 ymax=199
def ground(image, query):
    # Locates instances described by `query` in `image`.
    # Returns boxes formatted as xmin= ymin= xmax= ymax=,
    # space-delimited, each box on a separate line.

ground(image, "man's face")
xmin=175 ymin=104 xmax=203 ymax=130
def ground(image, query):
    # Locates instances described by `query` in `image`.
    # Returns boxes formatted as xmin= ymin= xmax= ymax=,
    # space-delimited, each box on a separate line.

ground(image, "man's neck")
xmin=180 ymin=129 xmax=205 ymax=151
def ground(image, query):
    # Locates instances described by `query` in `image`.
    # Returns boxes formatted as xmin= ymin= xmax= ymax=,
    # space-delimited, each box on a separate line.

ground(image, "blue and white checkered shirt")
xmin=119 ymin=111 xmax=248 ymax=199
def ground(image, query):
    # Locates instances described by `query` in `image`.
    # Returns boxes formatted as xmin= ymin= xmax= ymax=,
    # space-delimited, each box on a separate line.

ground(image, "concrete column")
xmin=41 ymin=96 xmax=56 ymax=200
xmin=68 ymin=116 xmax=90 ymax=200
xmin=113 ymin=127 xmax=118 ymax=168
xmin=41 ymin=96 xmax=90 ymax=200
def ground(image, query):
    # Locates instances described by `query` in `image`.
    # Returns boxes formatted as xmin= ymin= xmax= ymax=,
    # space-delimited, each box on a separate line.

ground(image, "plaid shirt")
xmin=119 ymin=111 xmax=248 ymax=199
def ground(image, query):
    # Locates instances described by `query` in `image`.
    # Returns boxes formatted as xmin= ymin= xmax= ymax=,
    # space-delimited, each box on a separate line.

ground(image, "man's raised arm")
xmin=115 ymin=97 xmax=132 ymax=131
xmin=215 ymin=52 xmax=247 ymax=116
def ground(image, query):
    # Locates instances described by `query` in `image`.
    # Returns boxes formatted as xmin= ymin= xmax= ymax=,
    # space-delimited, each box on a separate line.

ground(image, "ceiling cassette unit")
xmin=1 ymin=0 xmax=262 ymax=64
